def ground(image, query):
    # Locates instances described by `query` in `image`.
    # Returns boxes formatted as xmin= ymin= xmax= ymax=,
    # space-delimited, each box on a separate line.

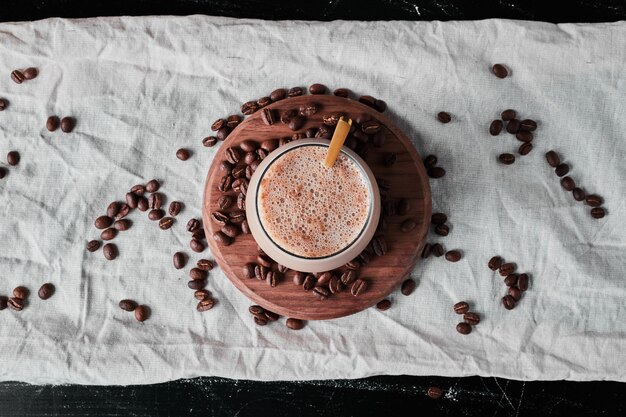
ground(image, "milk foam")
xmin=258 ymin=145 xmax=371 ymax=258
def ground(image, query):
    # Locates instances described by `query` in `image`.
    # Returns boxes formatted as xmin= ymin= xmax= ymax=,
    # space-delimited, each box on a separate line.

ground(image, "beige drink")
xmin=257 ymin=145 xmax=371 ymax=258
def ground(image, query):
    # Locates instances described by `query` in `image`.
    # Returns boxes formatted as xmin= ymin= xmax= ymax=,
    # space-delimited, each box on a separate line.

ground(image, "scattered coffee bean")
xmin=288 ymin=116 xmax=305 ymax=131
xmin=427 ymin=387 xmax=443 ymax=399
xmin=431 ymin=243 xmax=445 ymax=257
xmin=573 ymin=188 xmax=586 ymax=201
xmin=114 ymin=219 xmax=132 ymax=231
xmin=290 ymin=271 xmax=305 ymax=286
xmin=86 ymin=240 xmax=101 ymax=252
xmin=46 ymin=116 xmax=60 ymax=132
xmin=211 ymin=118 xmax=225 ymax=131
xmin=323 ymin=113 xmax=343 ymax=126
xmin=492 ymin=63 xmax=508 ymax=78
xmin=134 ymin=305 xmax=149 ymax=322
xmin=400 ymin=219 xmax=417 ymax=233
xmin=143 ymin=179 xmax=159 ymax=193
xmin=23 ymin=67 xmax=38 ymax=80
xmin=545 ymin=150 xmax=560 ymax=167
xmin=333 ymin=87 xmax=351 ymax=97
xmin=36 ymin=283 xmax=54 ymax=300
xmin=119 ymin=299 xmax=137 ymax=311
xmin=277 ymin=264 xmax=288 ymax=273
xmin=316 ymin=272 xmax=332 ymax=286
xmin=421 ymin=243 xmax=432 ymax=258
xmin=190 ymin=267 xmax=208 ymax=281
xmin=158 ymin=217 xmax=174 ymax=230
xmin=456 ymin=322 xmax=472 ymax=335
xmin=0 ymin=296 xmax=7 ymax=310
xmin=464 ymin=312 xmax=480 ymax=325
xmin=508 ymin=286 xmax=522 ymax=301
xmin=489 ymin=120 xmax=503 ymax=136
xmin=254 ymin=315 xmax=268 ymax=326
xmin=202 ymin=136 xmax=218 ymax=147
xmin=501 ymin=109 xmax=516 ymax=121
xmin=371 ymin=236 xmax=388 ymax=256
xmin=125 ymin=192 xmax=138 ymax=209
xmin=8 ymin=297 xmax=24 ymax=311
xmin=0 ymin=98 xmax=6 ymax=111
xmin=435 ymin=224 xmax=449 ymax=237
xmin=241 ymin=100 xmax=258 ymax=115
xmin=374 ymin=99 xmax=387 ymax=113
xmin=430 ymin=213 xmax=446 ymax=225
xmin=328 ymin=276 xmax=342 ymax=294
xmin=197 ymin=298 xmax=215 ymax=312
xmin=225 ymin=147 xmax=242 ymax=165
xmin=148 ymin=209 xmax=165 ymax=221
xmin=116 ymin=204 xmax=131 ymax=220
xmin=516 ymin=131 xmax=533 ymax=142
xmin=358 ymin=250 xmax=371 ymax=265
xmin=499 ymin=153 xmax=515 ymax=165
xmin=345 ymin=259 xmax=361 ymax=270
xmin=167 ymin=201 xmax=182 ymax=217
xmin=130 ymin=184 xmax=145 ymax=196
xmin=95 ymin=215 xmax=113 ymax=230
xmin=257 ymin=254 xmax=273 ymax=268
xmin=60 ymin=117 xmax=75 ymax=133
xmin=586 ymin=194 xmax=603 ymax=207
xmin=488 ymin=256 xmax=502 ymax=270
xmin=13 ymin=286 xmax=29 ymax=299
xmin=286 ymin=318 xmax=305 ymax=330
xmin=313 ymin=286 xmax=330 ymax=300
xmin=309 ymin=83 xmax=327 ymax=94
xmin=194 ymin=289 xmax=211 ymax=301
xmin=445 ymin=250 xmax=461 ymax=262
xmin=374 ymin=299 xmax=391 ymax=311
xmin=187 ymin=218 xmax=202 ymax=232
xmin=358 ymin=95 xmax=376 ymax=108
xmin=288 ymin=86 xmax=305 ymax=97
xmin=256 ymin=148 xmax=269 ymax=160
xmin=263 ymin=310 xmax=280 ymax=322
xmin=519 ymin=142 xmax=533 ymax=156
xmin=0 ymin=167 xmax=5 ymax=179
xmin=100 ymin=228 xmax=117 ymax=241
xmin=299 ymin=104 xmax=318 ymax=117
xmin=196 ymin=259 xmax=214 ymax=271
xmin=137 ymin=197 xmax=148 ymax=212
xmin=228 ymin=211 xmax=246 ymax=224
xmin=103 ymin=243 xmax=117 ymax=260
xmin=217 ymin=127 xmax=231 ymax=141
xmin=261 ymin=108 xmax=277 ymax=125
xmin=504 ymin=274 xmax=518 ymax=287
xmin=400 ymin=278 xmax=416 ymax=296
xmin=176 ymin=148 xmax=190 ymax=161
xmin=213 ymin=231 xmax=232 ymax=246
xmin=232 ymin=178 xmax=248 ymax=195
xmin=591 ymin=207 xmax=606 ymax=219
xmin=520 ymin=119 xmax=537 ymax=131
xmin=518 ymin=274 xmax=529 ymax=291
xmin=555 ymin=163 xmax=569 ymax=177
xmin=428 ymin=167 xmax=446 ymax=178
xmin=270 ymin=88 xmax=287 ymax=102
xmin=437 ymin=112 xmax=451 ymax=123
xmin=362 ymin=119 xmax=382 ymax=134
xmin=454 ymin=301 xmax=469 ymax=314
xmin=338 ymin=270 xmax=356 ymax=286
xmin=190 ymin=239 xmax=205 ymax=252
xmin=11 ymin=69 xmax=25 ymax=84
xmin=257 ymin=96 xmax=272 ymax=108
xmin=561 ymin=176 xmax=575 ymax=191
xmin=506 ymin=119 xmax=521 ymax=134
xmin=303 ymin=274 xmax=316 ymax=291
xmin=265 ymin=271 xmax=278 ymax=287
xmin=107 ymin=202 xmax=120 ymax=218
xmin=173 ymin=252 xmax=186 ymax=269
xmin=499 ymin=262 xmax=516 ymax=276
xmin=187 ymin=278 xmax=207 ymax=290
xmin=502 ymin=295 xmax=516 ymax=310
xmin=7 ymin=151 xmax=20 ymax=166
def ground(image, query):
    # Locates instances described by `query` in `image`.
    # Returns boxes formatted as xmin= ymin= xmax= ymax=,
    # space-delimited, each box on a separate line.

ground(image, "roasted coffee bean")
xmin=309 ymin=83 xmax=327 ymax=94
xmin=243 ymin=263 xmax=256 ymax=279
xmin=190 ymin=268 xmax=208 ymax=280
xmin=454 ymin=301 xmax=469 ymax=314
xmin=292 ymin=271 xmax=306 ymax=286
xmin=502 ymin=295 xmax=516 ymax=310
xmin=504 ymin=274 xmax=518 ymax=287
xmin=280 ymin=137 xmax=292 ymax=147
xmin=428 ymin=167 xmax=446 ymax=178
xmin=276 ymin=264 xmax=287 ymax=274
xmin=586 ymin=194 xmax=603 ymax=207
xmin=323 ymin=113 xmax=342 ymax=126
xmin=193 ymin=289 xmax=212 ymax=303
xmin=516 ymin=131 xmax=533 ymax=142
xmin=202 ymin=136 xmax=217 ymax=149
xmin=377 ymin=177 xmax=391 ymax=191
xmin=216 ymin=196 xmax=233 ymax=212
xmin=184 ymin=218 xmax=201 ymax=233
xmin=518 ymin=274 xmax=529 ymax=291
xmin=0 ymin=167 xmax=6 ymax=179
xmin=591 ymin=207 xmax=606 ymax=219
xmin=456 ymin=322 xmax=472 ymax=335
xmin=288 ymin=116 xmax=305 ymax=131
xmin=257 ymin=96 xmax=272 ymax=108
xmin=508 ymin=286 xmax=522 ymax=301
xmin=280 ymin=108 xmax=298 ymax=125
xmin=358 ymin=250 xmax=371 ymax=265
xmin=238 ymin=140 xmax=257 ymax=153
xmin=192 ymin=227 xmax=205 ymax=239
xmin=266 ymin=271 xmax=278 ymax=287
xmin=221 ymin=161 xmax=234 ymax=175
xmin=488 ymin=255 xmax=502 ymax=270
xmin=396 ymin=199 xmax=410 ymax=216
xmin=241 ymin=100 xmax=258 ymax=115
xmin=270 ymin=88 xmax=287 ymax=102
xmin=7 ymin=151 xmax=20 ymax=166
xmin=119 ymin=299 xmax=137 ymax=311
xmin=499 ymin=153 xmax=515 ymax=165
xmin=362 ymin=119 xmax=382 ymax=134
xmin=37 ymin=283 xmax=54 ymax=300
xmin=225 ymin=147 xmax=242 ymax=165
xmin=105 ymin=202 xmax=120 ymax=219
xmin=241 ymin=151 xmax=257 ymax=165
xmin=506 ymin=119 xmax=521 ymax=134
xmin=400 ymin=219 xmax=417 ymax=233
xmin=8 ymin=296 xmax=24 ymax=311
xmin=228 ymin=210 xmax=246 ymax=224
xmin=555 ymin=163 xmax=570 ymax=177
xmin=227 ymin=114 xmax=243 ymax=128
xmin=313 ymin=286 xmax=330 ymax=300
xmin=196 ymin=298 xmax=215 ymax=312
xmin=489 ymin=120 xmax=503 ymax=136
xmin=114 ymin=219 xmax=132 ymax=231
xmin=216 ymin=126 xmax=230 ymax=140
xmin=316 ymin=124 xmax=333 ymax=139
xmin=95 ymin=215 xmax=113 ymax=229
xmin=86 ymin=240 xmax=101 ymax=252
xmin=260 ymin=139 xmax=278 ymax=153
xmin=186 ymin=276 xmax=206 ymax=289
xmin=421 ymin=243 xmax=432 ymax=258
xmin=257 ymin=254 xmax=273 ymax=268
xmin=499 ymin=262 xmax=516 ymax=276
xmin=0 ymin=98 xmax=6 ymax=111
xmin=139 ymin=200 xmax=150 ymax=215
xmin=501 ymin=109 xmax=516 ymax=121
xmin=573 ymin=187 xmax=586 ymax=201
xmin=374 ymin=99 xmax=387 ymax=113
xmin=340 ymin=270 xmax=357 ymax=286
xmin=435 ymin=224 xmax=449 ymax=236
xmin=401 ymin=279 xmax=416 ymax=296
xmin=11 ymin=69 xmax=25 ymax=84
xmin=0 ymin=296 xmax=7 ymax=310
xmin=236 ymin=193 xmax=246 ymax=211
xmin=211 ymin=118 xmax=225 ymax=131
xmin=316 ymin=272 xmax=332 ymax=285
xmin=358 ymin=95 xmax=376 ymax=108
xmin=213 ymin=231 xmax=232 ymax=246
xmin=176 ymin=148 xmax=190 ymax=161
xmin=261 ymin=108 xmax=277 ymax=125
xmin=545 ymin=150 xmax=560 ymax=167
xmin=134 ymin=305 xmax=149 ymax=322
xmin=263 ymin=310 xmax=280 ymax=322
xmin=437 ymin=111 xmax=451 ymax=123
xmin=254 ymin=265 xmax=268 ymax=281
xmin=130 ymin=184 xmax=145 ymax=196
xmin=60 ymin=117 xmax=75 ymax=133
xmin=431 ymin=213 xmax=447 ymax=225
xmin=520 ymin=119 xmax=537 ymax=131
xmin=218 ymin=174 xmax=233 ymax=192
xmin=173 ymin=252 xmax=186 ymax=269
xmin=286 ymin=318 xmax=305 ymax=330
xmin=241 ymin=220 xmax=251 ymax=234
xmin=190 ymin=238 xmax=205 ymax=252
xmin=560 ymin=176 xmax=575 ymax=191
xmin=492 ymin=63 xmax=508 ymax=78
xmin=303 ymin=274 xmax=316 ymax=291
xmin=464 ymin=312 xmax=480 ymax=325
xmin=23 ymin=67 xmax=38 ymax=80
xmin=427 ymin=387 xmax=443 ymax=399
xmin=302 ymin=127 xmax=317 ymax=138
xmin=345 ymin=259 xmax=361 ymax=270
xmin=232 ymin=178 xmax=248 ymax=195
xmin=13 ymin=286 xmax=29 ymax=299
xmin=103 ymin=243 xmax=117 ymax=260
xmin=431 ymin=243 xmax=445 ymax=257
xmin=372 ymin=236 xmax=388 ymax=256
xmin=166 ymin=201 xmax=182 ymax=217
xmin=333 ymin=87 xmax=351 ymax=98
xmin=125 ymin=192 xmax=138 ymax=209
xmin=159 ymin=217 xmax=174 ymax=230
xmin=197 ymin=259 xmax=214 ymax=271
xmin=288 ymin=86 xmax=304 ymax=97
xmin=382 ymin=152 xmax=397 ymax=167
xmin=148 ymin=209 xmax=165 ymax=221
xmin=519 ymin=142 xmax=533 ymax=156
xmin=299 ymin=103 xmax=318 ymax=117
xmin=328 ymin=276 xmax=342 ymax=294
xmin=100 ymin=228 xmax=117 ymax=241
xmin=374 ymin=299 xmax=391 ymax=311
xmin=46 ymin=115 xmax=60 ymax=131
xmin=257 ymin=148 xmax=269 ymax=160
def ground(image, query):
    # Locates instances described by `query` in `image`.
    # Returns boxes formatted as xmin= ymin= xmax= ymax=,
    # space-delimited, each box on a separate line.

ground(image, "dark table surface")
xmin=2 ymin=1 xmax=625 ymax=416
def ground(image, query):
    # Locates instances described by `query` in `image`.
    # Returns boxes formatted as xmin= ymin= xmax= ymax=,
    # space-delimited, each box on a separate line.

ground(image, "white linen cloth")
xmin=0 ymin=16 xmax=625 ymax=385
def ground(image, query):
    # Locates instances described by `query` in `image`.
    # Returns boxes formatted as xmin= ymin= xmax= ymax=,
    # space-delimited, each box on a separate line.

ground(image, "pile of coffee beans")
xmin=423 ymin=154 xmax=446 ymax=179
xmin=453 ymin=301 xmax=480 ymax=335
xmin=488 ymin=256 xmax=530 ymax=310
xmin=11 ymin=67 xmax=38 ymax=84
xmin=248 ymin=304 xmax=280 ymax=326
xmin=545 ymin=150 xmax=606 ymax=219
xmin=490 ymin=109 xmax=538 ymax=165
xmin=119 ymin=299 xmax=150 ymax=322
xmin=0 ymin=283 xmax=53 ymax=313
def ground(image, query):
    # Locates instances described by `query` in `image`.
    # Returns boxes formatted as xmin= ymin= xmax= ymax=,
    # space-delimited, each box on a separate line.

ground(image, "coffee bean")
xmin=173 ymin=252 xmax=186 ymax=269
xmin=236 ymin=141 xmax=256 ymax=155
xmin=216 ymin=196 xmax=234 ymax=212
xmin=254 ymin=315 xmax=268 ymax=326
xmin=242 ymin=263 xmax=256 ymax=279
xmin=371 ymin=236 xmax=388 ymax=256
xmin=358 ymin=95 xmax=376 ymax=108
xmin=358 ymin=250 xmax=371 ymax=265
xmin=86 ymin=240 xmax=101 ymax=252
xmin=277 ymin=264 xmax=288 ymax=273
xmin=13 ymin=286 xmax=29 ymax=299
xmin=516 ymin=131 xmax=533 ymax=142
xmin=187 ymin=278 xmax=207 ymax=290
xmin=261 ymin=108 xmax=277 ymax=126
xmin=176 ymin=148 xmax=190 ymax=161
xmin=0 ymin=167 xmax=5 ymax=179
xmin=456 ymin=322 xmax=472 ymax=335
xmin=501 ymin=109 xmax=516 ymax=121
xmin=345 ymin=259 xmax=361 ymax=270
xmin=135 ymin=197 xmax=146 ymax=211
xmin=240 ymin=152 xmax=257 ymax=166
xmin=555 ymin=163 xmax=569 ymax=177
xmin=0 ymin=98 xmax=6 ymax=111
xmin=190 ymin=268 xmax=208 ymax=281
xmin=114 ymin=219 xmax=132 ymax=231
xmin=427 ymin=167 xmax=446 ymax=178
xmin=257 ymin=96 xmax=272 ymax=108
xmin=322 ymin=113 xmax=343 ymax=126
xmin=60 ymin=117 xmax=75 ymax=133
xmin=23 ymin=67 xmax=38 ymax=80
xmin=499 ymin=262 xmax=516 ymax=276
xmin=201 ymin=135 xmax=218 ymax=148
xmin=315 ymin=124 xmax=332 ymax=139
xmin=506 ymin=119 xmax=521 ymax=134
xmin=8 ymin=297 xmax=24 ymax=311
xmin=134 ymin=305 xmax=149 ymax=322
xmin=286 ymin=318 xmax=305 ymax=330
xmin=336 ymin=270 xmax=355 ymax=287
xmin=314 ymin=286 xmax=330 ymax=300
xmin=224 ymin=147 xmax=242 ymax=165
xmin=195 ymin=259 xmax=213 ymax=272
xmin=190 ymin=239 xmax=205 ymax=252
xmin=502 ymin=295 xmax=516 ymax=310
xmin=195 ymin=289 xmax=211 ymax=301
xmin=103 ymin=243 xmax=117 ymax=260
xmin=106 ymin=202 xmax=120 ymax=218
xmin=125 ymin=192 xmax=138 ymax=209
xmin=518 ymin=274 xmax=529 ymax=291
xmin=303 ymin=274 xmax=316 ymax=291
xmin=227 ymin=114 xmax=244 ymax=129
xmin=100 ymin=228 xmax=117 ymax=241
xmin=0 ymin=296 xmax=7 ymax=310
xmin=237 ymin=193 xmax=246 ymax=211
xmin=228 ymin=211 xmax=246 ymax=224
xmin=11 ymin=69 xmax=25 ymax=84
xmin=428 ymin=214 xmax=447 ymax=227
xmin=445 ymin=250 xmax=461 ymax=262
xmin=453 ymin=301 xmax=469 ymax=314
xmin=362 ymin=119 xmax=382 ymax=134
xmin=211 ymin=118 xmax=225 ymax=131
xmin=298 ymin=104 xmax=318 ymax=117
xmin=421 ymin=243 xmax=432 ymax=258
xmin=219 ymin=223 xmax=239 ymax=238
xmin=520 ymin=119 xmax=537 ymax=131
xmin=95 ymin=215 xmax=113 ymax=229
xmin=545 ymin=150 xmax=560 ymax=167
xmin=209 ymin=213 xmax=228 ymax=228
xmin=464 ymin=312 xmax=480 ymax=325
xmin=288 ymin=86 xmax=304 ymax=97
xmin=46 ymin=116 xmax=60 ymax=132
xmin=266 ymin=271 xmax=278 ymax=287
xmin=270 ymin=88 xmax=287 ymax=101
xmin=7 ymin=151 xmax=20 ymax=166
xmin=158 ymin=217 xmax=174 ymax=230
xmin=435 ymin=224 xmax=449 ymax=237
xmin=315 ymin=272 xmax=331 ymax=286
xmin=489 ymin=120 xmax=503 ymax=136
xmin=591 ymin=207 xmax=606 ymax=219
xmin=333 ymin=87 xmax=351 ymax=98
xmin=401 ymin=278 xmax=416 ymax=296
xmin=504 ymin=274 xmax=518 ymax=287
xmin=119 ymin=299 xmax=137 ymax=311
xmin=197 ymin=298 xmax=215 ymax=312
xmin=148 ymin=209 xmax=164 ymax=221
xmin=492 ymin=63 xmax=508 ymax=78
xmin=437 ymin=112 xmax=451 ymax=123
xmin=241 ymin=100 xmax=259 ymax=115
xmin=232 ymin=178 xmax=248 ymax=195
xmin=519 ymin=142 xmax=533 ymax=156
xmin=280 ymin=109 xmax=298 ymax=125
xmin=400 ymin=219 xmax=417 ymax=233
xmin=129 ymin=185 xmax=145 ymax=196
xmin=213 ymin=231 xmax=232 ymax=246
xmin=257 ymin=254 xmax=273 ymax=268
xmin=166 ymin=201 xmax=182 ymax=217
xmin=499 ymin=153 xmax=515 ymax=165
xmin=585 ymin=194 xmax=603 ymax=207
xmin=431 ymin=243 xmax=444 ymax=257
xmin=288 ymin=116 xmax=305 ymax=131
xmin=328 ymin=276 xmax=343 ymax=294
xmin=35 ymin=283 xmax=54 ymax=300
xmin=309 ymin=83 xmax=327 ymax=94
xmin=508 ymin=286 xmax=522 ymax=301
xmin=287 ymin=271 xmax=303 ymax=286
xmin=374 ymin=99 xmax=387 ymax=113
xmin=427 ymin=387 xmax=443 ymax=399
xmin=258 ymin=140 xmax=277 ymax=154
xmin=561 ymin=176 xmax=575 ymax=191
xmin=254 ymin=265 xmax=268 ymax=281
xmin=573 ymin=188 xmax=586 ymax=201
xmin=256 ymin=148 xmax=269 ymax=160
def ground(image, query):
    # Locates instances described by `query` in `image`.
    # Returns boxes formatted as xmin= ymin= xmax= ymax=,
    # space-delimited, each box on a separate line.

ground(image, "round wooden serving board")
xmin=203 ymin=95 xmax=431 ymax=320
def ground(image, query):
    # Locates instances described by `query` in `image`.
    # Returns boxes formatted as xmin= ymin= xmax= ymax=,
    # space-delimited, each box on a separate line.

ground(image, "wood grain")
xmin=202 ymin=95 xmax=431 ymax=320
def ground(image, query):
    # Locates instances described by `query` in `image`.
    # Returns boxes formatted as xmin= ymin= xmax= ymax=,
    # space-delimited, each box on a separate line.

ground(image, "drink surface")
xmin=258 ymin=145 xmax=371 ymax=258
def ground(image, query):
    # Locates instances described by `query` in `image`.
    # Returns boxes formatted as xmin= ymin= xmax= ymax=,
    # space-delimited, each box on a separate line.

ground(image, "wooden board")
xmin=202 ymin=95 xmax=431 ymax=320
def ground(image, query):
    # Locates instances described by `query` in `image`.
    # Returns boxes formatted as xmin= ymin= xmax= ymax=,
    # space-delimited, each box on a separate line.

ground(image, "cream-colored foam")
xmin=258 ymin=146 xmax=371 ymax=258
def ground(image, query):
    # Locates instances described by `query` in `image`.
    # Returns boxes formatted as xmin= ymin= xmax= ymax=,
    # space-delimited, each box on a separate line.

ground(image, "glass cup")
xmin=245 ymin=139 xmax=381 ymax=273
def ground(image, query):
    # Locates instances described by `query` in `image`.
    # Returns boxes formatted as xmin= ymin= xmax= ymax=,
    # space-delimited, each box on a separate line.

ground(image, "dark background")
xmin=1 ymin=1 xmax=625 ymax=416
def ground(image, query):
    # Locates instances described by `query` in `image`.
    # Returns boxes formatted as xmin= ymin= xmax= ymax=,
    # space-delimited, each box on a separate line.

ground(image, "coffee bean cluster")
xmin=489 ymin=109 xmax=538 ymax=165
xmin=420 ymin=212 xmax=462 ymax=263
xmin=0 ymin=150 xmax=20 ymax=180
xmin=488 ymin=256 xmax=530 ymax=310
xmin=46 ymin=116 xmax=75 ymax=133
xmin=545 ymin=150 xmax=606 ymax=219
xmin=118 ymin=299 xmax=150 ymax=322
xmin=0 ymin=283 xmax=54 ymax=313
xmin=423 ymin=154 xmax=446 ymax=179
xmin=247 ymin=304 xmax=289 ymax=327
xmin=11 ymin=67 xmax=38 ymax=84
xmin=453 ymin=301 xmax=480 ymax=335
